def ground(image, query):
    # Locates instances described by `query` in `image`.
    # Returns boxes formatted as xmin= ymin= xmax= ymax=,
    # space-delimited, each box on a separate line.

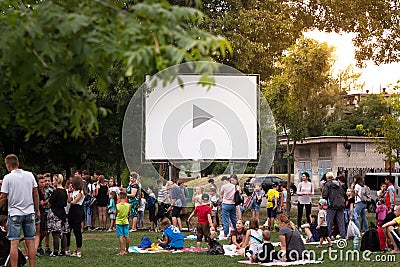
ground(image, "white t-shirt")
xmin=72 ymin=190 xmax=84 ymax=206
xmin=109 ymin=186 xmax=120 ymax=195
xmin=1 ymin=169 xmax=37 ymax=216
xmin=138 ymin=198 xmax=146 ymax=212
xmin=354 ymin=184 xmax=363 ymax=204
xmin=318 ymin=209 xmax=327 ymax=226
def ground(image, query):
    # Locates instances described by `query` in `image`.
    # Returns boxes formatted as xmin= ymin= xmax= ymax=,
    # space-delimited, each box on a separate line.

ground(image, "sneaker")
xmin=37 ymin=247 xmax=45 ymax=257
xmin=59 ymin=251 xmax=66 ymax=256
xmin=316 ymin=245 xmax=323 ymax=248
xmin=71 ymin=251 xmax=82 ymax=258
xmin=107 ymin=229 xmax=113 ymax=232
xmin=45 ymin=248 xmax=52 ymax=256
xmin=49 ymin=252 xmax=58 ymax=257
xmin=64 ymin=250 xmax=71 ymax=256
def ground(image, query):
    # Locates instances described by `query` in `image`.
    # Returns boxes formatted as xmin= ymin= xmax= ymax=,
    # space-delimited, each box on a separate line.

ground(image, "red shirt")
xmin=194 ymin=204 xmax=212 ymax=224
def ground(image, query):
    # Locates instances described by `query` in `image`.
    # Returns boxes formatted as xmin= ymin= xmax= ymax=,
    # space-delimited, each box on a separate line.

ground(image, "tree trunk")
xmin=115 ymin=159 xmax=121 ymax=186
xmin=286 ymin=139 xmax=292 ymax=218
xmin=158 ymin=162 xmax=180 ymax=182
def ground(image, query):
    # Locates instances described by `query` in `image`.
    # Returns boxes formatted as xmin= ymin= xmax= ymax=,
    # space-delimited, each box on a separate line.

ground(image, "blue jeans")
xmin=83 ymin=202 xmax=92 ymax=227
xmin=353 ymin=202 xmax=368 ymax=231
xmin=8 ymin=213 xmax=36 ymax=240
xmin=221 ymin=203 xmax=237 ymax=236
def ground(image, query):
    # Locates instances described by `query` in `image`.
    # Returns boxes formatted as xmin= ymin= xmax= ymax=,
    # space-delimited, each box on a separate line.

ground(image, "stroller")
xmin=0 ymin=229 xmax=27 ymax=267
xmin=154 ymin=203 xmax=171 ymax=232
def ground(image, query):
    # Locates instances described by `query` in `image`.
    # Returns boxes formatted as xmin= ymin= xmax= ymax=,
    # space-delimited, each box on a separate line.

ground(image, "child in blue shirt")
xmin=157 ymin=218 xmax=184 ymax=249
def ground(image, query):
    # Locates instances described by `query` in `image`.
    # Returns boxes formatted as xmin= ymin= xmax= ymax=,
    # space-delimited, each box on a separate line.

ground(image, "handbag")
xmin=234 ymin=190 xmax=244 ymax=206
xmin=244 ymin=193 xmax=255 ymax=209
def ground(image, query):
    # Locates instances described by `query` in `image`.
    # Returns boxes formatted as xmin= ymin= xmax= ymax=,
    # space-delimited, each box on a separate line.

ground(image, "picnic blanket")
xmin=238 ymin=260 xmax=323 ymax=266
xmin=128 ymin=246 xmax=207 ymax=254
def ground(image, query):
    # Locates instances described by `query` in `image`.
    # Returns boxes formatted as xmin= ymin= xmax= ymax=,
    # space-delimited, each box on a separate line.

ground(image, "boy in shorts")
xmin=187 ymin=194 xmax=214 ymax=251
xmin=116 ymin=192 xmax=130 ymax=255
xmin=316 ymin=199 xmax=332 ymax=248
xmin=266 ymin=183 xmax=279 ymax=231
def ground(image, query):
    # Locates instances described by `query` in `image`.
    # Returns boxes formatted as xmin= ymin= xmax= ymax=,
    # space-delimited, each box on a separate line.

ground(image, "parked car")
xmin=243 ymin=176 xmax=297 ymax=196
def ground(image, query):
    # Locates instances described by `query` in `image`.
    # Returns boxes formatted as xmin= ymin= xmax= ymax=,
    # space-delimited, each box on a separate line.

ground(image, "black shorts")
xmin=319 ymin=226 xmax=329 ymax=238
xmin=171 ymin=206 xmax=182 ymax=218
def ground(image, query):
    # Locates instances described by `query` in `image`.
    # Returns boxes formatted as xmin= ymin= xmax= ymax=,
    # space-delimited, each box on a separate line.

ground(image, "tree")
xmin=308 ymin=0 xmax=400 ymax=65
xmin=263 ymin=38 xmax=336 ymax=215
xmin=0 ymin=0 xmax=231 ymax=138
xmin=200 ymin=0 xmax=312 ymax=80
xmin=324 ymin=94 xmax=389 ymax=136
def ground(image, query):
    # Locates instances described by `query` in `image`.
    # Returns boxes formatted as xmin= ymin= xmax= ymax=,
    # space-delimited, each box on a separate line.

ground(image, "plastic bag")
xmin=347 ymin=220 xmax=360 ymax=238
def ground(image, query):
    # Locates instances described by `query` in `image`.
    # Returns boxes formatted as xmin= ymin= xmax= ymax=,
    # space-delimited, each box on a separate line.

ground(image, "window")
xmin=351 ymin=143 xmax=365 ymax=153
xmin=299 ymin=148 xmax=310 ymax=158
xmin=318 ymin=160 xmax=332 ymax=179
xmin=298 ymin=161 xmax=311 ymax=182
xmin=319 ymin=147 xmax=331 ymax=158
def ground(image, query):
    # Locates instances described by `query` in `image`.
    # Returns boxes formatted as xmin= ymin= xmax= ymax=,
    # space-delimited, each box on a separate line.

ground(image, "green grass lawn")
xmin=33 ymin=210 xmax=399 ymax=267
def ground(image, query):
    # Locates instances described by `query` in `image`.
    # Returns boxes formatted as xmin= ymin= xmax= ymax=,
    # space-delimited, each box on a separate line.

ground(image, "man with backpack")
xmin=322 ymin=172 xmax=346 ymax=239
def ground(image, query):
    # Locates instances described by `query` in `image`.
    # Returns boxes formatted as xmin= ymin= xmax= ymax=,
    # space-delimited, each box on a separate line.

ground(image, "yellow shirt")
xmin=116 ymin=202 xmax=130 ymax=225
xmin=266 ymin=189 xmax=279 ymax=209
xmin=394 ymin=216 xmax=400 ymax=225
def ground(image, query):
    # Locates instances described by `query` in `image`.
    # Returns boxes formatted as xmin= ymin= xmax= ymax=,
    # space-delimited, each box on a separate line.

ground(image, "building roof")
xmin=280 ymin=136 xmax=383 ymax=145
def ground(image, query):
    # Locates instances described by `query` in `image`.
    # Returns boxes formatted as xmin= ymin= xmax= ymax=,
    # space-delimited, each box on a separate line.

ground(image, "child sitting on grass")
xmin=316 ymin=199 xmax=332 ymax=248
xmin=116 ymin=192 xmax=130 ymax=255
xmin=157 ymin=218 xmax=184 ymax=250
xmin=249 ymin=230 xmax=277 ymax=263
xmin=301 ymin=214 xmax=319 ymax=243
xmin=187 ymin=194 xmax=215 ymax=251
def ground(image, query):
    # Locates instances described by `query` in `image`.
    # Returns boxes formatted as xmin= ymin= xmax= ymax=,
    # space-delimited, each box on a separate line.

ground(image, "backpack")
xmin=138 ymin=237 xmax=152 ymax=249
xmin=145 ymin=195 xmax=157 ymax=210
xmin=234 ymin=190 xmax=244 ymax=206
xmin=360 ymin=185 xmax=372 ymax=203
xmin=360 ymin=229 xmax=380 ymax=251
xmin=207 ymin=240 xmax=224 ymax=255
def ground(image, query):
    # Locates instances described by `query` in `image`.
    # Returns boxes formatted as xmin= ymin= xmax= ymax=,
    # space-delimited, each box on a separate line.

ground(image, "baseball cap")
xmin=201 ymin=194 xmax=210 ymax=201
xmin=318 ymin=199 xmax=327 ymax=206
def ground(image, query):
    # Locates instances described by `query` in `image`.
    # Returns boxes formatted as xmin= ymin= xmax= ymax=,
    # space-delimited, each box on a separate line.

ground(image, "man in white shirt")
xmin=219 ymin=176 xmax=236 ymax=237
xmin=0 ymin=154 xmax=39 ymax=267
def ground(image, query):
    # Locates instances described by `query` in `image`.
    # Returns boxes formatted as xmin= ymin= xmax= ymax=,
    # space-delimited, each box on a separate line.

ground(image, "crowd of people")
xmin=1 ymin=153 xmax=400 ymax=266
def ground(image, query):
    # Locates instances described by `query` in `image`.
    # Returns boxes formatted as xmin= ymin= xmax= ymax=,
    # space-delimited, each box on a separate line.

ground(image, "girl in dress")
xmin=67 ymin=176 xmax=85 ymax=257
xmin=107 ymin=191 xmax=117 ymax=232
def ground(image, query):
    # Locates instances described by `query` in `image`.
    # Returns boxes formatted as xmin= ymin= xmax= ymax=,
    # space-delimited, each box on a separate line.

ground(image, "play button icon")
xmin=193 ymin=105 xmax=214 ymax=128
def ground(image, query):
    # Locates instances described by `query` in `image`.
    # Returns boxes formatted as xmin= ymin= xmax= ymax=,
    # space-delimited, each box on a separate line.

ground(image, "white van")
xmin=364 ymin=173 xmax=400 ymax=204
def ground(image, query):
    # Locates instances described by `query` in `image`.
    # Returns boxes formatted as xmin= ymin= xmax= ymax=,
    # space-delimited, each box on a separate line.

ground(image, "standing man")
xmin=167 ymin=181 xmax=186 ymax=231
xmin=0 ymin=154 xmax=39 ymax=267
xmin=322 ymin=172 xmax=346 ymax=239
xmin=220 ymin=176 xmax=236 ymax=238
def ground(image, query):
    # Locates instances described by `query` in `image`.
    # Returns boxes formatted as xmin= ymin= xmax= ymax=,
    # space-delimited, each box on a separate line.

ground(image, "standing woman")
xmin=126 ymin=173 xmax=140 ymax=232
xmin=68 ymin=176 xmax=85 ymax=257
xmin=47 ymin=174 xmax=69 ymax=256
xmin=353 ymin=175 xmax=369 ymax=232
xmin=230 ymin=175 xmax=243 ymax=221
xmin=94 ymin=175 xmax=109 ymax=230
xmin=297 ymin=172 xmax=314 ymax=228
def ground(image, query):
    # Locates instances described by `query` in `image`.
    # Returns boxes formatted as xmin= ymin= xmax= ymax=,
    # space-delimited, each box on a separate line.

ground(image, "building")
xmin=281 ymin=136 xmax=399 ymax=189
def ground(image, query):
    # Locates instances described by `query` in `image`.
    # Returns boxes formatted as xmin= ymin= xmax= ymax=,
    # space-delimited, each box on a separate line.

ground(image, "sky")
xmin=304 ymin=30 xmax=400 ymax=93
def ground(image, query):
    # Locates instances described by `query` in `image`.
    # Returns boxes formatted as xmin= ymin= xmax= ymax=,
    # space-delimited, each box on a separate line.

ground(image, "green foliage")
xmin=309 ymin=0 xmax=400 ymax=65
xmin=0 ymin=0 xmax=231 ymax=138
xmin=324 ymin=94 xmax=389 ymax=136
xmin=264 ymin=38 xmax=337 ymax=142
xmin=201 ymin=0 xmax=312 ymax=80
